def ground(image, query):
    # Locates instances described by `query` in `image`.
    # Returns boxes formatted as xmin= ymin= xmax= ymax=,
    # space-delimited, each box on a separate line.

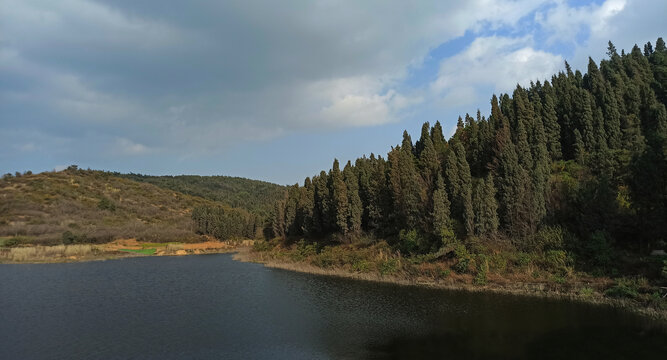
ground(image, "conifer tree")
xmin=300 ymin=177 xmax=315 ymax=235
xmin=418 ymin=127 xmax=440 ymax=193
xmin=272 ymin=200 xmax=286 ymax=239
xmin=389 ymin=143 xmax=424 ymax=231
xmin=473 ymin=175 xmax=499 ymax=235
xmin=312 ymin=171 xmax=331 ymax=234
xmin=430 ymin=120 xmax=448 ymax=161
xmin=330 ymin=159 xmax=348 ymax=234
xmin=431 ymin=173 xmax=452 ymax=239
xmin=344 ymin=161 xmax=362 ymax=236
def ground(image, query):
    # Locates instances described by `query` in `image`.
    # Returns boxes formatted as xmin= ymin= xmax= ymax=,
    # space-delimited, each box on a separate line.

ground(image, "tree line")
xmin=269 ymin=38 xmax=667 ymax=257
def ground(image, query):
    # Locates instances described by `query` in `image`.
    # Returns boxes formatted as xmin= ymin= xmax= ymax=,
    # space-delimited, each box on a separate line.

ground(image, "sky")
xmin=1 ymin=0 xmax=665 ymax=185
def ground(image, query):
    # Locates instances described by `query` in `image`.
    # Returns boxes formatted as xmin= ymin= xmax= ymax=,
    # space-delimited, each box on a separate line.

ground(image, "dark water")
xmin=0 ymin=254 xmax=665 ymax=359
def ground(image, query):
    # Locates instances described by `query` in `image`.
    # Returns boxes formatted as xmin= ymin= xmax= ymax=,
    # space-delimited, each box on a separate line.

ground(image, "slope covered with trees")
xmin=269 ymin=39 xmax=667 ymax=276
xmin=116 ymin=174 xmax=286 ymax=217
xmin=0 ymin=168 xmax=263 ymax=245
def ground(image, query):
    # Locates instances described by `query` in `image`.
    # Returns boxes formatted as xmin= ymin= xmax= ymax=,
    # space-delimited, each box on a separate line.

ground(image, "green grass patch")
xmin=119 ymin=248 xmax=156 ymax=255
xmin=140 ymin=242 xmax=181 ymax=248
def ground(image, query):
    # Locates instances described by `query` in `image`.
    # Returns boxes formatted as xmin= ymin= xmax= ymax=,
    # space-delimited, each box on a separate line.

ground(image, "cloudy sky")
xmin=1 ymin=0 xmax=664 ymax=184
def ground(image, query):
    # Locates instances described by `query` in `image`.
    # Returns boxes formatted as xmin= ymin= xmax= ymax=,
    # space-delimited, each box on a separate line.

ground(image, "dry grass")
xmin=0 ymin=244 xmax=97 ymax=262
xmin=0 ymin=170 xmax=217 ymax=245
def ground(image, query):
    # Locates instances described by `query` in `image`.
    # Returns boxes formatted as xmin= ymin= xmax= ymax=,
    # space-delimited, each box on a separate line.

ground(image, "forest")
xmin=267 ymin=39 xmax=667 ymax=275
xmin=116 ymin=173 xmax=285 ymax=217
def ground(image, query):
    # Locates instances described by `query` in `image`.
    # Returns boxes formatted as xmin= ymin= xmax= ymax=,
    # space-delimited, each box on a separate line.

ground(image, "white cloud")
xmin=431 ymin=36 xmax=563 ymax=100
xmin=535 ymin=0 xmax=665 ymax=70
xmin=1 ymin=0 xmax=554 ymax=156
xmin=535 ymin=0 xmax=627 ymax=45
xmin=441 ymin=86 xmax=478 ymax=107
xmin=113 ymin=138 xmax=153 ymax=156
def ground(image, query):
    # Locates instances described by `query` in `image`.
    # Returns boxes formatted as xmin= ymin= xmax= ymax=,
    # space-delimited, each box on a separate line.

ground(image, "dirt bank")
xmin=0 ymin=239 xmax=250 ymax=264
xmin=233 ymin=248 xmax=667 ymax=322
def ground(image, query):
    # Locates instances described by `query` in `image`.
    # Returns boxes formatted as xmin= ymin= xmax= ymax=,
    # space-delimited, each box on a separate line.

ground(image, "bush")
xmin=97 ymin=197 xmax=116 ymax=212
xmin=253 ymin=240 xmax=272 ymax=252
xmin=605 ymin=277 xmax=648 ymax=299
xmin=2 ymin=237 xmax=25 ymax=247
xmin=584 ymin=230 xmax=614 ymax=269
xmin=62 ymin=231 xmax=88 ymax=245
xmin=530 ymin=226 xmax=565 ymax=252
xmin=440 ymin=227 xmax=457 ymax=247
xmin=378 ymin=258 xmax=399 ymax=275
xmin=579 ymin=287 xmax=594 ymax=298
xmin=543 ymin=250 xmax=569 ymax=269
xmin=489 ymin=253 xmax=508 ymax=273
xmin=398 ymin=229 xmax=418 ymax=254
xmin=474 ymin=254 xmax=488 ymax=285
xmin=453 ymin=244 xmax=473 ymax=274
xmin=290 ymin=239 xmax=317 ymax=261
xmin=516 ymin=252 xmax=532 ymax=268
xmin=351 ymin=259 xmax=372 ymax=273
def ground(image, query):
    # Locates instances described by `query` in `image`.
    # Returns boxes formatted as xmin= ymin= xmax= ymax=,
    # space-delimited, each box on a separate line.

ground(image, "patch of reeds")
xmin=0 ymin=244 xmax=97 ymax=262
xmin=164 ymin=243 xmax=184 ymax=254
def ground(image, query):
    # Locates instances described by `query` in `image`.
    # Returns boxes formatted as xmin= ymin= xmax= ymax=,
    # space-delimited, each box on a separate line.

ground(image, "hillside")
xmin=0 ymin=169 xmax=260 ymax=246
xmin=115 ymin=173 xmax=286 ymax=216
xmin=262 ymin=38 xmax=667 ymax=298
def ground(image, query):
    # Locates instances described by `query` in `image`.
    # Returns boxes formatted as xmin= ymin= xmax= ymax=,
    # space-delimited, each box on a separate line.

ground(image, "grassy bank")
xmin=239 ymin=239 xmax=667 ymax=321
xmin=0 ymin=239 xmax=248 ymax=264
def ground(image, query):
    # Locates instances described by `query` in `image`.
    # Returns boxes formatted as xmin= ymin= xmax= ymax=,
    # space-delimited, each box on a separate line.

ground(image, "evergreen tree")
xmin=389 ymin=143 xmax=424 ymax=231
xmin=431 ymin=173 xmax=452 ymax=239
xmin=430 ymin=120 xmax=448 ymax=161
xmin=330 ymin=159 xmax=348 ymax=234
xmin=312 ymin=171 xmax=331 ymax=234
xmin=344 ymin=161 xmax=362 ymax=236
xmin=272 ymin=200 xmax=286 ymax=239
xmin=473 ymin=174 xmax=499 ymax=235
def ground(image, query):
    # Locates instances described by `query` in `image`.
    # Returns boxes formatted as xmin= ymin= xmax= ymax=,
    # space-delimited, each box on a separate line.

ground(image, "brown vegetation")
xmin=241 ymin=239 xmax=667 ymax=320
xmin=0 ymin=238 xmax=245 ymax=263
xmin=0 ymin=169 xmax=222 ymax=245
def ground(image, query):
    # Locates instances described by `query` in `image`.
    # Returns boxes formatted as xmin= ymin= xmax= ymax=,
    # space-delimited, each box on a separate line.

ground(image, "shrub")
xmin=290 ymin=240 xmax=317 ymax=261
xmin=253 ymin=240 xmax=272 ymax=252
xmin=97 ymin=197 xmax=116 ymax=212
xmin=62 ymin=231 xmax=87 ymax=245
xmin=579 ymin=287 xmax=594 ymax=298
xmin=543 ymin=250 xmax=569 ymax=270
xmin=2 ymin=237 xmax=24 ymax=247
xmin=453 ymin=244 xmax=473 ymax=274
xmin=351 ymin=259 xmax=372 ymax=273
xmin=489 ymin=253 xmax=508 ymax=273
xmin=516 ymin=252 xmax=532 ymax=268
xmin=440 ymin=227 xmax=457 ymax=247
xmin=531 ymin=226 xmax=565 ymax=252
xmin=378 ymin=258 xmax=399 ymax=275
xmin=662 ymin=260 xmax=667 ymax=279
xmin=398 ymin=229 xmax=418 ymax=254
xmin=605 ymin=277 xmax=648 ymax=299
xmin=474 ymin=254 xmax=488 ymax=285
xmin=584 ymin=230 xmax=614 ymax=269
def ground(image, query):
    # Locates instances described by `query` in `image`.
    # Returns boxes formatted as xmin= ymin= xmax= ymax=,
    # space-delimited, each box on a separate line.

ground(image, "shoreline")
xmin=232 ymin=248 xmax=667 ymax=323
xmin=0 ymin=239 xmax=244 ymax=264
xmin=3 ymin=243 xmax=665 ymax=323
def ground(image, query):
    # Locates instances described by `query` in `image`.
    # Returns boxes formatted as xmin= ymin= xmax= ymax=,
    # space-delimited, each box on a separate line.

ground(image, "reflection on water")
xmin=0 ymin=254 xmax=665 ymax=359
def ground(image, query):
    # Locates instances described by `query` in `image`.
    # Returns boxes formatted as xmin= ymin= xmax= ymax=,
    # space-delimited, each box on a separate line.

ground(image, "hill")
xmin=0 ymin=169 xmax=261 ymax=246
xmin=115 ymin=173 xmax=286 ymax=216
xmin=267 ymin=38 xmax=667 ymax=282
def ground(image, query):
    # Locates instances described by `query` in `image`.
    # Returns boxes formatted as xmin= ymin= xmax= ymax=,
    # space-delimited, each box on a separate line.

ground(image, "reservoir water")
xmin=1 ymin=253 xmax=665 ymax=359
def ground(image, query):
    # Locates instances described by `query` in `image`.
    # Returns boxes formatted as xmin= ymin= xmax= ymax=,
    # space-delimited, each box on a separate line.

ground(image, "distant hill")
xmin=0 ymin=169 xmax=259 ymax=245
xmin=114 ymin=174 xmax=286 ymax=216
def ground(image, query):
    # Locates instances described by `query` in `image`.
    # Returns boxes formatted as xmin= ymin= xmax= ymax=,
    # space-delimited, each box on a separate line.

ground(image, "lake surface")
xmin=1 ymin=254 xmax=665 ymax=359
